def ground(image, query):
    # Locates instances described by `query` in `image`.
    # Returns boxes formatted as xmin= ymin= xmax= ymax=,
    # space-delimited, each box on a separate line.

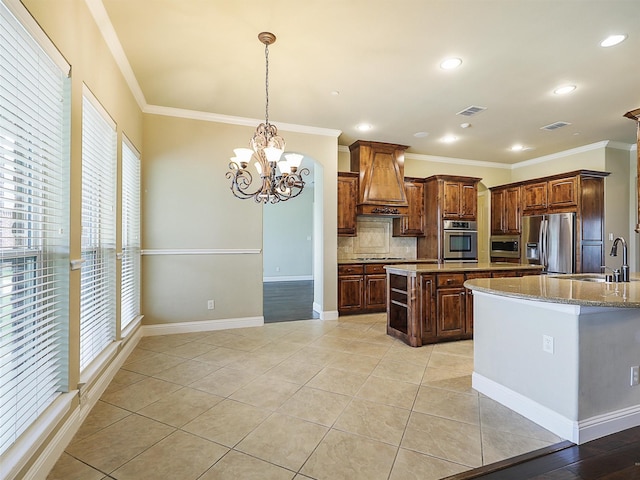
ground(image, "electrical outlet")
xmin=609 ymin=233 xmax=614 ymax=241
xmin=542 ymin=335 xmax=554 ymax=354
xmin=631 ymin=366 xmax=639 ymax=386
xmin=207 ymin=300 xmax=215 ymax=310
xmin=275 ymin=266 xmax=280 ymax=272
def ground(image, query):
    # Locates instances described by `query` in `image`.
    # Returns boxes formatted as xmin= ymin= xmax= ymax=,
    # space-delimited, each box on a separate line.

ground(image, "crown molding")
xmin=144 ymin=105 xmax=341 ymax=137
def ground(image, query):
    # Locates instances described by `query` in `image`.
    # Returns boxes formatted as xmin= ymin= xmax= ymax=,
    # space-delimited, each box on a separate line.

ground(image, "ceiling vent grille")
xmin=541 ymin=121 xmax=571 ymax=131
xmin=456 ymin=105 xmax=487 ymax=116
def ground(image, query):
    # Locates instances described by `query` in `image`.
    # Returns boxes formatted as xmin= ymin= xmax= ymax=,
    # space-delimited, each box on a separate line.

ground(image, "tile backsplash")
xmin=338 ymin=216 xmax=417 ymax=260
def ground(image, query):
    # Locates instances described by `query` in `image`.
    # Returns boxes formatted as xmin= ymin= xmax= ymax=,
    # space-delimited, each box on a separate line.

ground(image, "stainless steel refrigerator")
xmin=521 ymin=212 xmax=575 ymax=274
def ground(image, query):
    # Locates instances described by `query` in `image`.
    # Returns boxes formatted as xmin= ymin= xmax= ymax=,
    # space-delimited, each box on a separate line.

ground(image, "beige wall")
xmin=142 ymin=114 xmax=339 ymax=324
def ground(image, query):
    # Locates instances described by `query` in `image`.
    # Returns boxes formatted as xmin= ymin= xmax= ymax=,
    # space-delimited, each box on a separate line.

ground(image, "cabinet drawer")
xmin=492 ymin=270 xmax=519 ymax=278
xmin=338 ymin=264 xmax=364 ymax=276
xmin=437 ymin=273 xmax=465 ymax=288
xmin=365 ymin=264 xmax=387 ymax=274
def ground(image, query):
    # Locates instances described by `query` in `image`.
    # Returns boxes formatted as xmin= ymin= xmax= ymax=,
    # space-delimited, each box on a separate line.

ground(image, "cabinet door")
xmin=419 ymin=274 xmax=436 ymax=342
xmin=365 ymin=274 xmax=387 ymax=311
xmin=393 ymin=179 xmax=425 ymax=236
xmin=338 ymin=275 xmax=363 ymax=312
xmin=337 ymin=173 xmax=358 ymax=236
xmin=504 ymin=186 xmax=521 ymax=233
xmin=442 ymin=181 xmax=461 ymax=218
xmin=436 ymin=287 xmax=466 ymax=337
xmin=464 ymin=272 xmax=491 ymax=334
xmin=522 ymin=181 xmax=548 ymax=214
xmin=548 ymin=176 xmax=578 ymax=209
xmin=490 ymin=189 xmax=505 ymax=234
xmin=459 ymin=183 xmax=477 ymax=219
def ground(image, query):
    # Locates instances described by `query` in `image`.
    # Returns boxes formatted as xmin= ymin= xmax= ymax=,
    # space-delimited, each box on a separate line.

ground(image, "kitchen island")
xmin=384 ymin=262 xmax=543 ymax=346
xmin=465 ymin=274 xmax=640 ymax=444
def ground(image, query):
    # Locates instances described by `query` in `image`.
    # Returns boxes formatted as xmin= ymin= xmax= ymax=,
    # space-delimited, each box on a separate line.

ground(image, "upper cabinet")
xmin=349 ymin=140 xmax=409 ymax=216
xmin=337 ymin=172 xmax=358 ymax=236
xmin=521 ymin=173 xmax=586 ymax=215
xmin=491 ymin=185 xmax=521 ymax=234
xmin=432 ymin=176 xmax=481 ymax=220
xmin=393 ymin=177 xmax=425 ymax=236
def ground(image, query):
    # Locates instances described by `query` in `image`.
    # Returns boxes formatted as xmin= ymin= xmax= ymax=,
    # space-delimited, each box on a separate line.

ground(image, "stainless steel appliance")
xmin=521 ymin=213 xmax=575 ymax=273
xmin=490 ymin=235 xmax=520 ymax=259
xmin=443 ymin=220 xmax=478 ymax=262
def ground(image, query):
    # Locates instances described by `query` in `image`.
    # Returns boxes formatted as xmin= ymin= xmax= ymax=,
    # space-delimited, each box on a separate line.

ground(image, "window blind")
xmin=0 ymin=0 xmax=70 ymax=457
xmin=120 ymin=138 xmax=140 ymax=333
xmin=80 ymin=90 xmax=116 ymax=372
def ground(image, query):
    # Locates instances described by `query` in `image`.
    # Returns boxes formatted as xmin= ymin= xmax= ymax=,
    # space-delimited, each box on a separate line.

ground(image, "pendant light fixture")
xmin=227 ymin=32 xmax=309 ymax=204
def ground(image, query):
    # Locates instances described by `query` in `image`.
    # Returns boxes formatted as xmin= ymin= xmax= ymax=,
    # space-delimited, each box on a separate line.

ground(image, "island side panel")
xmin=472 ymin=292 xmax=581 ymax=423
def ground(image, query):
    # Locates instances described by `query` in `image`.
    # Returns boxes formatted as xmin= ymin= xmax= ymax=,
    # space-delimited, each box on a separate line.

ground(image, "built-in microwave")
xmin=443 ymin=220 xmax=478 ymax=262
xmin=490 ymin=235 xmax=520 ymax=259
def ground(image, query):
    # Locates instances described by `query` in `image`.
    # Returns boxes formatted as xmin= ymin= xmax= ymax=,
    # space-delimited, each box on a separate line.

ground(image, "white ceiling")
xmin=99 ymin=0 xmax=640 ymax=164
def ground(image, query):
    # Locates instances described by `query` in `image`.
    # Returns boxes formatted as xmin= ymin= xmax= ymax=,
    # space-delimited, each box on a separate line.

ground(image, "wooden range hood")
xmin=349 ymin=140 xmax=409 ymax=216
xmin=624 ymin=107 xmax=640 ymax=233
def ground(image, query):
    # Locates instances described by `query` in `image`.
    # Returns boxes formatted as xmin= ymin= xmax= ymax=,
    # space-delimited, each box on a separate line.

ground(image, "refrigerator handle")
xmin=543 ymin=218 xmax=549 ymax=268
xmin=538 ymin=219 xmax=545 ymax=266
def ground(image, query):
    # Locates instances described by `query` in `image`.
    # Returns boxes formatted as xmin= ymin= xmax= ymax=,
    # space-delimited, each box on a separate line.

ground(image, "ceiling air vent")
xmin=541 ymin=121 xmax=571 ymax=131
xmin=456 ymin=105 xmax=487 ymax=116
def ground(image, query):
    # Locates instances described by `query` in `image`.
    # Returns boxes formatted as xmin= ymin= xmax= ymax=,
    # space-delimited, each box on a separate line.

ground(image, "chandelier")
xmin=227 ymin=32 xmax=309 ymax=204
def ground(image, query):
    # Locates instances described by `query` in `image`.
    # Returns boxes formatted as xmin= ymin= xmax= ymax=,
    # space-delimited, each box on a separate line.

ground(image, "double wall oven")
xmin=443 ymin=220 xmax=478 ymax=262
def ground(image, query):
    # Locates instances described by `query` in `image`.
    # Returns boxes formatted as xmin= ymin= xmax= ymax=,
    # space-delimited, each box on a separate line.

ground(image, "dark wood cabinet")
xmin=419 ymin=274 xmax=436 ymax=343
xmin=387 ymin=266 xmax=543 ymax=346
xmin=490 ymin=170 xmax=609 ymax=273
xmin=338 ymin=263 xmax=387 ymax=314
xmin=491 ymin=186 xmax=521 ymax=234
xmin=443 ymin=180 xmax=478 ymax=219
xmin=548 ymin=176 xmax=578 ymax=209
xmin=337 ymin=172 xmax=358 ymax=236
xmin=337 ymin=264 xmax=364 ymax=313
xmin=522 ymin=181 xmax=548 ymax=214
xmin=418 ymin=175 xmax=482 ymax=260
xmin=464 ymin=272 xmax=491 ymax=334
xmin=393 ymin=177 xmax=425 ymax=236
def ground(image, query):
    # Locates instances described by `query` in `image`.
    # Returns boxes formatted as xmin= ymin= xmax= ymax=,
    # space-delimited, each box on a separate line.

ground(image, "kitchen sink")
xmin=555 ymin=274 xmax=638 ymax=283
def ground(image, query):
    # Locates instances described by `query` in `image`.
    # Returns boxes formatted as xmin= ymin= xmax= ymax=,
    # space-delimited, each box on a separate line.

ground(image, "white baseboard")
xmin=20 ymin=328 xmax=142 ymax=480
xmin=263 ymin=275 xmax=313 ymax=282
xmin=320 ymin=310 xmax=339 ymax=321
xmin=142 ymin=316 xmax=264 ymax=336
xmin=472 ymin=372 xmax=640 ymax=444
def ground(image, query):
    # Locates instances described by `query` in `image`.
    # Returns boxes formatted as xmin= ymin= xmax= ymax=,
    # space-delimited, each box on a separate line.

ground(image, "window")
xmin=80 ymin=89 xmax=116 ymax=372
xmin=0 ymin=0 xmax=70 ymax=456
xmin=121 ymin=138 xmax=140 ymax=333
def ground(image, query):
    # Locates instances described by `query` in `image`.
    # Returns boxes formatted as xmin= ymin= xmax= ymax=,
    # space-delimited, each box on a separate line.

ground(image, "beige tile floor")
xmin=48 ymin=313 xmax=563 ymax=480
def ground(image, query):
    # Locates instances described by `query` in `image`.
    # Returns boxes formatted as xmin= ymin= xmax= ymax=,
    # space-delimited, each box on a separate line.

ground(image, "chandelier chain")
xmin=264 ymin=42 xmax=270 ymax=126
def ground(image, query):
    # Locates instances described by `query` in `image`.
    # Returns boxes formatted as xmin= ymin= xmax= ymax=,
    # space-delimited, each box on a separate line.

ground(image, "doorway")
xmin=262 ymin=155 xmax=319 ymax=322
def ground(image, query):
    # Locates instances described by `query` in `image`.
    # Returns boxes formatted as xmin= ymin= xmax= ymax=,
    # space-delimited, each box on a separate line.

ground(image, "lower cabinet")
xmin=338 ymin=263 xmax=387 ymax=314
xmin=388 ymin=267 xmax=541 ymax=346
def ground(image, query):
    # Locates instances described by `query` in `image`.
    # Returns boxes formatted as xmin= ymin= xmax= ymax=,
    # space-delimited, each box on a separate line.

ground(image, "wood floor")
xmin=448 ymin=425 xmax=640 ymax=479
xmin=263 ymin=280 xmax=319 ymax=323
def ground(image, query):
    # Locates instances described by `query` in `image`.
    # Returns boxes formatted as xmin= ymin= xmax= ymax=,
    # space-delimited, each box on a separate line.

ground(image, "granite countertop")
xmin=465 ymin=273 xmax=640 ymax=308
xmin=383 ymin=262 xmax=544 ymax=273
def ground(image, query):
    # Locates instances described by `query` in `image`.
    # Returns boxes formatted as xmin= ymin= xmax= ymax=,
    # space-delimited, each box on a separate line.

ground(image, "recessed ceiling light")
xmin=356 ymin=123 xmax=372 ymax=132
xmin=511 ymin=144 xmax=524 ymax=151
xmin=460 ymin=123 xmax=471 ymax=129
xmin=554 ymin=85 xmax=576 ymax=95
xmin=330 ymin=90 xmax=340 ymax=96
xmin=441 ymin=135 xmax=458 ymax=143
xmin=600 ymin=34 xmax=627 ymax=47
xmin=413 ymin=131 xmax=429 ymax=138
xmin=440 ymin=57 xmax=462 ymax=70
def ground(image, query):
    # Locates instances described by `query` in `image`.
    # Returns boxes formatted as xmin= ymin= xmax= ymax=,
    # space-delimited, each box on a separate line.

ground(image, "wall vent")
xmin=456 ymin=105 xmax=487 ymax=116
xmin=540 ymin=121 xmax=571 ymax=131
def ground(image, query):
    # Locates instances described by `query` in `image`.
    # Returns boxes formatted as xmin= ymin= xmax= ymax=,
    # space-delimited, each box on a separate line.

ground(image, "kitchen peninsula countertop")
xmin=465 ymin=273 xmax=640 ymax=308
xmin=383 ymin=262 xmax=544 ymax=273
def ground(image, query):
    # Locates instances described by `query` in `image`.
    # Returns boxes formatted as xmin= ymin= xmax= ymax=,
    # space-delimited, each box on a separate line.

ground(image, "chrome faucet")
xmin=610 ymin=236 xmax=629 ymax=282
